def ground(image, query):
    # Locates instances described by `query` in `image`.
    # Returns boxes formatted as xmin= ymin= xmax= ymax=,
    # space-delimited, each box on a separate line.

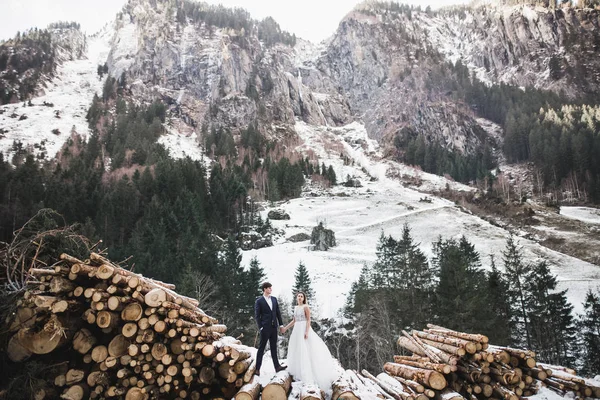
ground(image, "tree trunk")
xmin=384 ymin=363 xmax=447 ymax=390
xmin=234 ymin=377 xmax=261 ymax=400
xmin=262 ymin=371 xmax=292 ymax=400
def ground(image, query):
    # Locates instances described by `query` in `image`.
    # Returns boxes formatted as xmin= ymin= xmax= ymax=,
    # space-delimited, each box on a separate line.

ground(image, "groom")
xmin=254 ymin=282 xmax=287 ymax=376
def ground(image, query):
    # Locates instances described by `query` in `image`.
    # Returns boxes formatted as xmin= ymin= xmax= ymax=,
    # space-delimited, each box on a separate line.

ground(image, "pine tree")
xmin=218 ymin=236 xmax=246 ymax=326
xmin=485 ymin=256 xmax=512 ymax=345
xmin=327 ymin=165 xmax=337 ymax=185
xmin=292 ymin=261 xmax=315 ymax=305
xmin=502 ymin=235 xmax=533 ymax=348
xmin=527 ymin=261 xmax=576 ymax=366
xmin=369 ymin=225 xmax=435 ymax=330
xmin=580 ymin=289 xmax=600 ymax=376
xmin=245 ymin=256 xmax=266 ymax=300
xmin=433 ymin=236 xmax=490 ymax=333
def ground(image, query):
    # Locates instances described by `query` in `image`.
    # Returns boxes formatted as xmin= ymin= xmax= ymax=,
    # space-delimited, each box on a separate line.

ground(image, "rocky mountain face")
xmin=104 ymin=0 xmax=352 ymax=140
xmin=0 ymin=25 xmax=86 ymax=105
xmin=301 ymin=1 xmax=600 ymax=153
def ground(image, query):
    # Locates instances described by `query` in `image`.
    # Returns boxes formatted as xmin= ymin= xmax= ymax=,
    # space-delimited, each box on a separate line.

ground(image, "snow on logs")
xmin=261 ymin=370 xmax=293 ymax=400
xmin=5 ymin=252 xmax=258 ymax=399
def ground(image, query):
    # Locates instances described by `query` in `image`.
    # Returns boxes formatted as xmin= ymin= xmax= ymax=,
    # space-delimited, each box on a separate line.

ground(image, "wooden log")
xmin=243 ymin=358 xmax=257 ymax=383
xmin=351 ymin=370 xmax=392 ymax=399
xmin=384 ymin=363 xmax=447 ymax=390
xmin=405 ymin=331 xmax=442 ymax=363
xmin=92 ymin=345 xmax=109 ymax=362
xmin=218 ymin=363 xmax=237 ymax=383
xmin=414 ymin=331 xmax=476 ymax=354
xmin=262 ymin=371 xmax=292 ymax=400
xmin=70 ymin=263 xmax=97 ymax=277
xmin=17 ymin=314 xmax=69 ymax=354
xmin=300 ymin=383 xmax=324 ymax=400
xmin=60 ymin=253 xmax=84 ymax=265
xmin=332 ymin=374 xmax=360 ymax=400
xmin=122 ymin=303 xmax=143 ymax=322
xmin=125 ymin=387 xmax=148 ymax=400
xmin=144 ymin=288 xmax=167 ymax=308
xmin=49 ymin=276 xmax=76 ymax=293
xmin=97 ymin=311 xmax=118 ymax=329
xmin=234 ymin=377 xmax=261 ymax=400
xmin=436 ymin=389 xmax=464 ymax=400
xmin=108 ymin=334 xmax=130 ymax=357
xmin=198 ymin=366 xmax=215 ymax=384
xmin=122 ymin=322 xmax=138 ymax=338
xmin=485 ymin=346 xmax=511 ymax=364
xmin=61 ymin=384 xmax=89 ymax=400
xmin=151 ymin=343 xmax=168 ymax=361
xmin=234 ymin=357 xmax=254 ymax=375
xmin=375 ymin=372 xmax=419 ymax=400
xmin=392 ymin=357 xmax=453 ymax=374
xmin=489 ymin=345 xmax=534 ymax=359
xmin=491 ymin=383 xmax=518 ymax=400
xmin=419 ymin=339 xmax=465 ymax=357
xmin=396 ymin=337 xmax=458 ymax=365
xmin=72 ymin=328 xmax=96 ymax=354
xmin=426 ymin=325 xmax=488 ymax=343
xmin=9 ymin=306 xmax=35 ymax=332
xmin=389 ymin=375 xmax=425 ymax=394
xmin=29 ymin=267 xmax=60 ymax=277
xmin=7 ymin=333 xmax=32 ymax=362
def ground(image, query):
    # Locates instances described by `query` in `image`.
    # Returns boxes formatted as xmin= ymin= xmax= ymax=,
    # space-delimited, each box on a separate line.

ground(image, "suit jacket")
xmin=254 ymin=295 xmax=283 ymax=333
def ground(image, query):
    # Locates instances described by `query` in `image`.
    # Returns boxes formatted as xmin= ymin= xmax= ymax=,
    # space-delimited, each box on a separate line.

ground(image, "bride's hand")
xmin=304 ymin=332 xmax=308 ymax=339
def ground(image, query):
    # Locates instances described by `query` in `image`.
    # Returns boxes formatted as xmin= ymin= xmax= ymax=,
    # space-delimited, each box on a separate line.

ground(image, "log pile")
xmin=356 ymin=324 xmax=600 ymax=400
xmin=5 ymin=252 xmax=258 ymax=400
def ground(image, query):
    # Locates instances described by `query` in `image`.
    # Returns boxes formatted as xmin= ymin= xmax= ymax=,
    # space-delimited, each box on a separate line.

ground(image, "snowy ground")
xmin=560 ymin=206 xmax=600 ymax=225
xmin=242 ymin=120 xmax=600 ymax=319
xmin=0 ymin=32 xmax=111 ymax=162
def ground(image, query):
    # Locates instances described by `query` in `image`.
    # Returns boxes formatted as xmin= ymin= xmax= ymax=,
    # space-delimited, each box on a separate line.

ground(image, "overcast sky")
xmin=1 ymin=0 xmax=471 ymax=43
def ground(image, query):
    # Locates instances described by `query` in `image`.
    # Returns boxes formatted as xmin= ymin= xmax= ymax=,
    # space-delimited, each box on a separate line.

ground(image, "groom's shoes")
xmin=275 ymin=365 xmax=287 ymax=372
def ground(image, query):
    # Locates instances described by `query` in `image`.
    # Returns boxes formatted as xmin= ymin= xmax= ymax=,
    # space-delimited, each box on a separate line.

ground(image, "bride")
xmin=282 ymin=292 xmax=340 ymax=390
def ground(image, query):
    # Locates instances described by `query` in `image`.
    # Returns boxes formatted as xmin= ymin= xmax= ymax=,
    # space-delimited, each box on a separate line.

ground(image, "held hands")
xmin=280 ymin=326 xmax=286 ymax=334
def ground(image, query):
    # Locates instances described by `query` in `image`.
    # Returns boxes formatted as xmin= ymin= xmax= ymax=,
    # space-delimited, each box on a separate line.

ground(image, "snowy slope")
xmin=0 ymin=31 xmax=111 ymax=162
xmin=560 ymin=206 xmax=600 ymax=225
xmin=242 ymin=120 xmax=600 ymax=319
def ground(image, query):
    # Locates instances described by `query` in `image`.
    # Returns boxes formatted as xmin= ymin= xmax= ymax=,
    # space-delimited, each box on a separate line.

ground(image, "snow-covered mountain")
xmin=1 ymin=0 xmax=599 ymax=319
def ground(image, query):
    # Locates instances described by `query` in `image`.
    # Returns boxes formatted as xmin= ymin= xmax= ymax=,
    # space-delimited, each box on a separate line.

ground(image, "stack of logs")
xmin=5 ymin=252 xmax=259 ymax=400
xmin=333 ymin=324 xmax=600 ymax=400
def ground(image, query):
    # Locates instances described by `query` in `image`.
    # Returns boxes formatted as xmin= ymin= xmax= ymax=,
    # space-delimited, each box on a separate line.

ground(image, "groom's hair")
xmin=261 ymin=282 xmax=272 ymax=291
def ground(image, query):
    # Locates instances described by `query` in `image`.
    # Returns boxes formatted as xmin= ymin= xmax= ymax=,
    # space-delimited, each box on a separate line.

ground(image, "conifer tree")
xmin=369 ymin=225 xmax=435 ymax=330
xmin=502 ymin=235 xmax=533 ymax=348
xmin=579 ymin=289 xmax=600 ymax=376
xmin=292 ymin=261 xmax=315 ymax=305
xmin=433 ymin=236 xmax=490 ymax=333
xmin=485 ymin=256 xmax=512 ymax=345
xmin=245 ymin=256 xmax=266 ymax=300
xmin=527 ymin=261 xmax=576 ymax=366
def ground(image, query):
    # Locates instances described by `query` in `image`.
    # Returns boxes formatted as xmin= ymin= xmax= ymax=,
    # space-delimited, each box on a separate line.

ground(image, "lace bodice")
xmin=294 ymin=306 xmax=308 ymax=322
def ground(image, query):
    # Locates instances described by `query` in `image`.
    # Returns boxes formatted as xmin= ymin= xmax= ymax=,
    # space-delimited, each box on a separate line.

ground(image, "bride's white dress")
xmin=287 ymin=305 xmax=340 ymax=390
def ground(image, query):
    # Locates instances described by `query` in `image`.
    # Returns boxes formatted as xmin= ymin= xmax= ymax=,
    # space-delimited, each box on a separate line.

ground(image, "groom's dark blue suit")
xmin=254 ymin=295 xmax=283 ymax=372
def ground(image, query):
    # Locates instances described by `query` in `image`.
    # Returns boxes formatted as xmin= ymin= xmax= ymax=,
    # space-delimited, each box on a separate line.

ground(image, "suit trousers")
xmin=255 ymin=326 xmax=280 ymax=371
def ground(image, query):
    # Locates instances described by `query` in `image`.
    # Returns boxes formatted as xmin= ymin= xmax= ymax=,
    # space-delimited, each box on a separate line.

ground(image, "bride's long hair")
xmin=295 ymin=291 xmax=308 ymax=305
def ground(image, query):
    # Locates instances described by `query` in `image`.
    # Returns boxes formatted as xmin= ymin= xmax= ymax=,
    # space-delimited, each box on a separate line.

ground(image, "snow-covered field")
xmin=242 ymin=120 xmax=600 ymax=319
xmin=560 ymin=206 xmax=600 ymax=225
xmin=0 ymin=33 xmax=111 ymax=162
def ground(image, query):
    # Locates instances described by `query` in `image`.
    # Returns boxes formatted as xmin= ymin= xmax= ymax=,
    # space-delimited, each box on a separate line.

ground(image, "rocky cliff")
xmin=104 ymin=0 xmax=352 ymax=140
